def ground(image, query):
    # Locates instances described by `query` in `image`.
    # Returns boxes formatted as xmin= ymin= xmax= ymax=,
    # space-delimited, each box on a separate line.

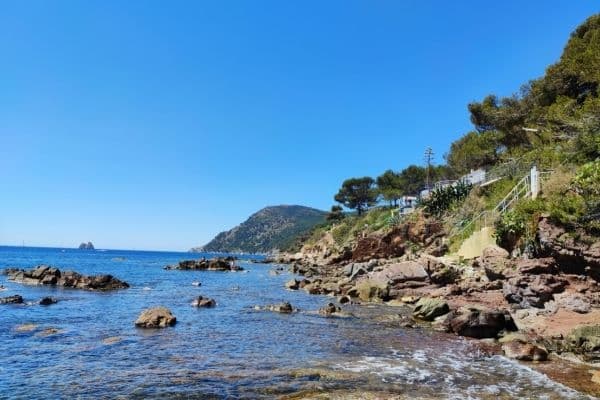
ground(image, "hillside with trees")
xmin=299 ymin=14 xmax=600 ymax=257
xmin=196 ymin=205 xmax=327 ymax=254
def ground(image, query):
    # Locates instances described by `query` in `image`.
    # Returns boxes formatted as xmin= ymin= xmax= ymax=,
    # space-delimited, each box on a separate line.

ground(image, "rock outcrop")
xmin=135 ymin=307 xmax=177 ymax=328
xmin=164 ymin=257 xmax=243 ymax=271
xmin=0 ymin=295 xmax=23 ymax=304
xmin=537 ymin=216 xmax=600 ymax=277
xmin=564 ymin=325 xmax=600 ymax=362
xmin=412 ymin=297 xmax=450 ymax=321
xmin=503 ymin=274 xmax=568 ymax=308
xmin=4 ymin=265 xmax=129 ymax=291
xmin=78 ymin=242 xmax=95 ymax=250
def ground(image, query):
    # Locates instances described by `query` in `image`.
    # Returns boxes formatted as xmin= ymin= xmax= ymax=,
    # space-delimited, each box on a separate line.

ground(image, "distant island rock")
xmin=192 ymin=205 xmax=327 ymax=254
xmin=78 ymin=242 xmax=95 ymax=250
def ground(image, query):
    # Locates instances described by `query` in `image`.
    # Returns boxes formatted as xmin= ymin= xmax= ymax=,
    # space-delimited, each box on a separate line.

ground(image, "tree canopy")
xmin=376 ymin=170 xmax=403 ymax=206
xmin=334 ymin=177 xmax=378 ymax=215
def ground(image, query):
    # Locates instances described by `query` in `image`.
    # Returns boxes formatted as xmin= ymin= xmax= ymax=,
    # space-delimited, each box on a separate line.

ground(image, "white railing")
xmin=451 ymin=166 xmax=546 ymax=243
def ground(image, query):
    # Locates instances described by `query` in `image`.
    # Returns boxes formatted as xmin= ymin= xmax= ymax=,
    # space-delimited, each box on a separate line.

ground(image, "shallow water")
xmin=0 ymin=246 xmax=595 ymax=399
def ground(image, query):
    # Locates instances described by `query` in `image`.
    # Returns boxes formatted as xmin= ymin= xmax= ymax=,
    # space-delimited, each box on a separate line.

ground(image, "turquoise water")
xmin=0 ymin=246 xmax=593 ymax=399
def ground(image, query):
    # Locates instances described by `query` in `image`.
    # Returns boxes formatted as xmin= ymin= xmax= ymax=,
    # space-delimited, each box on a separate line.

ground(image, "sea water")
xmin=0 ymin=246 xmax=594 ymax=399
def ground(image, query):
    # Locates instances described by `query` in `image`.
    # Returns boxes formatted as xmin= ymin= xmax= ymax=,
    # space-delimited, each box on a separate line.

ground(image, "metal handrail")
xmin=451 ymin=169 xmax=539 ymax=242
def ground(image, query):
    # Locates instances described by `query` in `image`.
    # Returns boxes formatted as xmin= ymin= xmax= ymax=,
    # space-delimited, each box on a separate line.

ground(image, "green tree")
xmin=334 ymin=177 xmax=378 ymax=215
xmin=398 ymin=165 xmax=427 ymax=196
xmin=445 ymin=130 xmax=504 ymax=174
xmin=326 ymin=205 xmax=345 ymax=222
xmin=376 ymin=170 xmax=403 ymax=206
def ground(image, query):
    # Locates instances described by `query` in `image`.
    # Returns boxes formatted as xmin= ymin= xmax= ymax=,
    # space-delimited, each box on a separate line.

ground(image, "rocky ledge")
xmin=164 ymin=257 xmax=243 ymax=272
xmin=3 ymin=265 xmax=129 ymax=291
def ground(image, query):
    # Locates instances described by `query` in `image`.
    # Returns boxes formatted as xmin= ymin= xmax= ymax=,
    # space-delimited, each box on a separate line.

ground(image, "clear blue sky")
xmin=1 ymin=1 xmax=597 ymax=251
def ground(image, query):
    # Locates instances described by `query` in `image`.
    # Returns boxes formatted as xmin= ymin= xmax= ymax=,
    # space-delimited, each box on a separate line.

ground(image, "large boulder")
xmin=448 ymin=307 xmax=516 ymax=339
xmin=412 ymin=297 xmax=450 ymax=321
xmin=368 ymin=261 xmax=428 ymax=285
xmin=352 ymin=279 xmax=390 ymax=302
xmin=135 ymin=307 xmax=177 ymax=328
xmin=0 ymin=295 xmax=23 ymax=304
xmin=503 ymin=274 xmax=568 ymax=308
xmin=502 ymin=340 xmax=548 ymax=361
xmin=479 ymin=245 xmax=511 ymax=281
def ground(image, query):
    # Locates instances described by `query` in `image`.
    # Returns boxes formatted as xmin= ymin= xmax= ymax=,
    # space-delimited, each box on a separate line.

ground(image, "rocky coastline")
xmin=270 ymin=214 xmax=600 ymax=376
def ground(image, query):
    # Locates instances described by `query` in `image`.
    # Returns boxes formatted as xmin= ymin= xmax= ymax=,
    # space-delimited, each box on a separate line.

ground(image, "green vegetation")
xmin=326 ymin=205 xmax=345 ymax=222
xmin=421 ymin=181 xmax=473 ymax=217
xmin=303 ymin=208 xmax=392 ymax=248
xmin=198 ymin=205 xmax=327 ymax=254
xmin=203 ymin=15 xmax=600 ymax=257
xmin=334 ymin=177 xmax=378 ymax=215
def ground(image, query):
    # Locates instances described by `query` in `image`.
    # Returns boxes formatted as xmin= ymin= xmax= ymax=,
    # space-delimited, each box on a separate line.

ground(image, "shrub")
xmin=422 ymin=180 xmax=473 ymax=216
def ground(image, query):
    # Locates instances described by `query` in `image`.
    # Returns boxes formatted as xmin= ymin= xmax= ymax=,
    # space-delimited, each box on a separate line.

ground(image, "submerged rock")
xmin=135 ymin=307 xmax=177 ymax=328
xmin=191 ymin=296 xmax=216 ymax=308
xmin=412 ymin=297 xmax=450 ymax=321
xmin=264 ymin=302 xmax=294 ymax=313
xmin=39 ymin=297 xmax=57 ymax=306
xmin=318 ymin=302 xmax=341 ymax=316
xmin=3 ymin=265 xmax=129 ymax=291
xmin=0 ymin=295 xmax=23 ymax=304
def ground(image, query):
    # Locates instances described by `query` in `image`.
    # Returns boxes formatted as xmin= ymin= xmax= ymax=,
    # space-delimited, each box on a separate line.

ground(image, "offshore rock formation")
xmin=3 ymin=265 xmax=129 ymax=291
xmin=78 ymin=242 xmax=95 ymax=250
xmin=164 ymin=257 xmax=243 ymax=271
xmin=0 ymin=295 xmax=24 ymax=304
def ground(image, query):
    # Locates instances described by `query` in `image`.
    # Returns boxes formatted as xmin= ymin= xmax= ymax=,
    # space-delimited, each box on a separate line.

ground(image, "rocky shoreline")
xmin=269 ymin=215 xmax=600 ymax=384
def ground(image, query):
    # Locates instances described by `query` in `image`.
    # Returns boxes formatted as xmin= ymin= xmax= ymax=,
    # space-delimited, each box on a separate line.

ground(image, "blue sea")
xmin=0 ymin=246 xmax=594 ymax=399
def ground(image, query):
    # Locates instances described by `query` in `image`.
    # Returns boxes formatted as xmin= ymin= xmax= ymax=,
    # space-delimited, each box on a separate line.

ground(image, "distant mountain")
xmin=194 ymin=205 xmax=327 ymax=254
